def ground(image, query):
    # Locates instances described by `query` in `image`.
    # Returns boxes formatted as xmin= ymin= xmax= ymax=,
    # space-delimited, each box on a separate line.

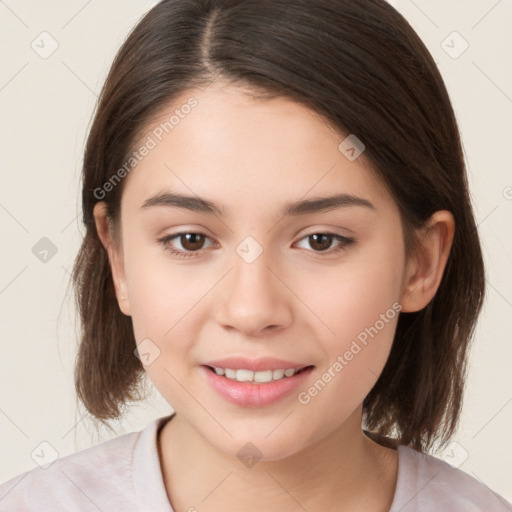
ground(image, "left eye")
xmin=157 ymin=231 xmax=354 ymax=259
xmin=294 ymin=233 xmax=354 ymax=253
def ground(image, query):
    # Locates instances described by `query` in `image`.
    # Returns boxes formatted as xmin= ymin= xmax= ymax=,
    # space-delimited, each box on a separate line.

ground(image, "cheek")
xmin=124 ymin=248 xmax=203 ymax=401
xmin=298 ymin=234 xmax=404 ymax=340
xmin=293 ymin=237 xmax=404 ymax=400
xmin=122 ymin=237 xmax=204 ymax=334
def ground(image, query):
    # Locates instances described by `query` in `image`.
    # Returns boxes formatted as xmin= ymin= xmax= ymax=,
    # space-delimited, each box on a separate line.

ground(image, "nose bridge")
xmin=215 ymin=237 xmax=293 ymax=334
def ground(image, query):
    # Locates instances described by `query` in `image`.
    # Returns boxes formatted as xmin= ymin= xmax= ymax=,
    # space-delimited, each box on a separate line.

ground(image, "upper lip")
xmin=202 ymin=357 xmax=313 ymax=372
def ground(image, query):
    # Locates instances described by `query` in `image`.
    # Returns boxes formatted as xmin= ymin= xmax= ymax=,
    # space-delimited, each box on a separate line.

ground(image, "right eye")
xmin=157 ymin=232 xmax=217 ymax=259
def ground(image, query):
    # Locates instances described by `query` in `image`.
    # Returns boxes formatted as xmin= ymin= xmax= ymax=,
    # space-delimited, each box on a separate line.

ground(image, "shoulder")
xmin=390 ymin=444 xmax=512 ymax=512
xmin=0 ymin=423 xmax=147 ymax=511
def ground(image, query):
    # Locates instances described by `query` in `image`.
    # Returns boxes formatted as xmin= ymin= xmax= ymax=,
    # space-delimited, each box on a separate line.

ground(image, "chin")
xmin=201 ymin=417 xmax=314 ymax=463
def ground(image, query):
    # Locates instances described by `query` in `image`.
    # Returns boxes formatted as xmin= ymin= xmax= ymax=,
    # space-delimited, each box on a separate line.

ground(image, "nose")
xmin=214 ymin=247 xmax=293 ymax=336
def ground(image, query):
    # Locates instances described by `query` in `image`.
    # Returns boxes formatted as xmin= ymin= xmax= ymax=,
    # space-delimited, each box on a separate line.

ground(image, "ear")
xmin=93 ymin=202 xmax=131 ymax=316
xmin=400 ymin=210 xmax=455 ymax=313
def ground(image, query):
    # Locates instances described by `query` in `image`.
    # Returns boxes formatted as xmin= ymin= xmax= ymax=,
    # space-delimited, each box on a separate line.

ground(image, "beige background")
xmin=1 ymin=0 xmax=511 ymax=502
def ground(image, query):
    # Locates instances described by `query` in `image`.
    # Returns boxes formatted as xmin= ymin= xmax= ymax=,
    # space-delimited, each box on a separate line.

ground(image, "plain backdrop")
xmin=1 ymin=0 xmax=511 ymax=502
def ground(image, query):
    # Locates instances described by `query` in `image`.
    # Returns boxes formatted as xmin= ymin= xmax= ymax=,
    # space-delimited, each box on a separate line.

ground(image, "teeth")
xmin=212 ymin=366 xmax=303 ymax=383
xmin=273 ymin=369 xmax=284 ymax=380
xmin=224 ymin=368 xmax=236 ymax=379
xmin=236 ymin=369 xmax=254 ymax=382
xmin=254 ymin=370 xmax=273 ymax=383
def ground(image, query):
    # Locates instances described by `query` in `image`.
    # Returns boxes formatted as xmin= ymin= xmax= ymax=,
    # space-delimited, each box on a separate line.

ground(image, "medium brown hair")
xmin=72 ymin=0 xmax=485 ymax=452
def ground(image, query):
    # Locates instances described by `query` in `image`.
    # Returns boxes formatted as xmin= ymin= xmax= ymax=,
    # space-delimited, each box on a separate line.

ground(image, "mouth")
xmin=203 ymin=364 xmax=314 ymax=384
xmin=200 ymin=363 xmax=315 ymax=408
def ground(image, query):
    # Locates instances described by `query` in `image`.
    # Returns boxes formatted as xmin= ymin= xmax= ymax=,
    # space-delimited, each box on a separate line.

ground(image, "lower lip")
xmin=200 ymin=365 xmax=314 ymax=408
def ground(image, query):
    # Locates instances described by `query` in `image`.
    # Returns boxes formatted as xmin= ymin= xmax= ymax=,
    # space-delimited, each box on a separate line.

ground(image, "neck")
xmin=158 ymin=408 xmax=398 ymax=512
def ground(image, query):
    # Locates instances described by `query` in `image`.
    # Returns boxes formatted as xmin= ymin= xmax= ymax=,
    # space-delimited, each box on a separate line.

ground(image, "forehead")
xmin=121 ymin=83 xmax=394 ymax=218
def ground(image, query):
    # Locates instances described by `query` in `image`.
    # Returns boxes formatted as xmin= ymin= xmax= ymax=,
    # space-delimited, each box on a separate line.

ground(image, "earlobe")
xmin=400 ymin=210 xmax=455 ymax=313
xmin=92 ymin=202 xmax=132 ymax=316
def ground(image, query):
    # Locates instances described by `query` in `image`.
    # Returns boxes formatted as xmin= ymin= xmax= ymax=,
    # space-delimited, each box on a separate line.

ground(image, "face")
xmin=98 ymin=82 xmax=415 ymax=460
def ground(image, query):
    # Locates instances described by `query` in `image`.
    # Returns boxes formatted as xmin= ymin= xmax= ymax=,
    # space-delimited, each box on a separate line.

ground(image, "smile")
xmin=208 ymin=366 xmax=309 ymax=383
xmin=201 ymin=364 xmax=315 ymax=407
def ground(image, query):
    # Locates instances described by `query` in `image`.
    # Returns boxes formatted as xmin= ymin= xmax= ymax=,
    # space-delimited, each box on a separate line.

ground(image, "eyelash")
xmin=157 ymin=231 xmax=355 ymax=259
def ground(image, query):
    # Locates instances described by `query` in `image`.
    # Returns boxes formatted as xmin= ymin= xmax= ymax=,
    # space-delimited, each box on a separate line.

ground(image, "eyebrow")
xmin=140 ymin=190 xmax=375 ymax=217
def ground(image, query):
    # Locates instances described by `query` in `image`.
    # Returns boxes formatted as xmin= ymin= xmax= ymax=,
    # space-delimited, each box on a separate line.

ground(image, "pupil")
xmin=182 ymin=233 xmax=204 ymax=251
xmin=310 ymin=234 xmax=331 ymax=251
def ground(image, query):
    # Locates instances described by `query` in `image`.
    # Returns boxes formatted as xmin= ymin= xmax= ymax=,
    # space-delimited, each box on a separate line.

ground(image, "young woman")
xmin=1 ymin=0 xmax=510 ymax=510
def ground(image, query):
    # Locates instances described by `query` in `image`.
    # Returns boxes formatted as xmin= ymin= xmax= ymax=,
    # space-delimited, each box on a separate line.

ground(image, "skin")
xmin=94 ymin=81 xmax=454 ymax=512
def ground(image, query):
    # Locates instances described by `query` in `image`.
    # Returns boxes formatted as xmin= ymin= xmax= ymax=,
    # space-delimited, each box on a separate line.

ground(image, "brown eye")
xmin=158 ymin=231 xmax=354 ymax=260
xmin=295 ymin=232 xmax=355 ymax=255
xmin=308 ymin=234 xmax=334 ymax=252
xmin=179 ymin=233 xmax=206 ymax=251
xmin=158 ymin=232 xmax=216 ymax=259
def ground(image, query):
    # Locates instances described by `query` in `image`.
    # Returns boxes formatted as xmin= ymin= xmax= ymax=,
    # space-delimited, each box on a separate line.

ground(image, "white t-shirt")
xmin=0 ymin=414 xmax=510 ymax=511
